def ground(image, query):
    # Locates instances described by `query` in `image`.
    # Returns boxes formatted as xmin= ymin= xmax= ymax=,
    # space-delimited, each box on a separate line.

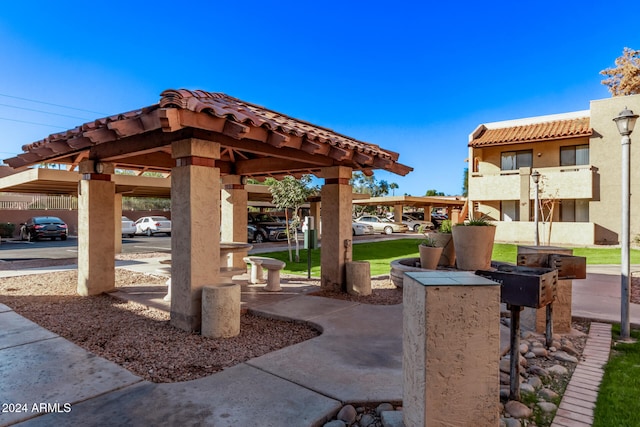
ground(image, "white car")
xmin=400 ymin=214 xmax=434 ymax=232
xmin=354 ymin=215 xmax=409 ymax=234
xmin=121 ymin=216 xmax=136 ymax=237
xmin=352 ymin=222 xmax=375 ymax=236
xmin=135 ymin=216 xmax=172 ymax=237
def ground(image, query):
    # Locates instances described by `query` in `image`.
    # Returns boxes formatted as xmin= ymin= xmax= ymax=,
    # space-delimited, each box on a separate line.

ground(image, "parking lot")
xmin=0 ymin=231 xmax=420 ymax=262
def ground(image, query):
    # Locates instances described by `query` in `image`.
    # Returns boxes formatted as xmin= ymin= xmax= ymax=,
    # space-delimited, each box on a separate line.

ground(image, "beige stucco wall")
xmin=589 ymin=94 xmax=640 ymax=244
xmin=494 ymin=221 xmax=595 ymax=246
xmin=403 ymin=271 xmax=500 ymax=426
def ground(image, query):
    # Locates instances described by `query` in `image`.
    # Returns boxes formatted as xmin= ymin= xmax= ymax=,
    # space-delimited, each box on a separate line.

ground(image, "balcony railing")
xmin=470 ymin=165 xmax=594 ymax=201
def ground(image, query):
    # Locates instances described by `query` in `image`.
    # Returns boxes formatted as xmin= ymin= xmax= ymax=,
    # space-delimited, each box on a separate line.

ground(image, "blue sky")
xmin=1 ymin=1 xmax=639 ymax=196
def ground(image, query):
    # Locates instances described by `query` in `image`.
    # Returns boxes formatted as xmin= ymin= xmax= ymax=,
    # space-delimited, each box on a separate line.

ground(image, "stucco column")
xmin=221 ymin=175 xmax=248 ymax=268
xmin=77 ymin=160 xmax=116 ymax=296
xmin=520 ymin=167 xmax=532 ymax=221
xmin=114 ymin=193 xmax=123 ymax=254
xmin=170 ymin=138 xmax=220 ymax=332
xmin=393 ymin=204 xmax=403 ymax=222
xmin=320 ymin=166 xmax=353 ymax=292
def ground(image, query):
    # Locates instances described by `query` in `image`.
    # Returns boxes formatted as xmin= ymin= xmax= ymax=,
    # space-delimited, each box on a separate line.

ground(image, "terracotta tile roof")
xmin=159 ymin=89 xmax=398 ymax=160
xmin=5 ymin=89 xmax=412 ymax=176
xmin=469 ymin=117 xmax=592 ymax=147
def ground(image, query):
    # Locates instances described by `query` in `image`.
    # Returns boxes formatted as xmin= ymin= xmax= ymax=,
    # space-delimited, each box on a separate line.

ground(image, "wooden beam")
xmin=300 ymin=138 xmax=331 ymax=156
xmin=112 ymin=152 xmax=174 ymax=169
xmin=89 ymin=128 xmax=193 ymax=160
xmin=328 ymin=146 xmax=352 ymax=162
xmin=222 ymin=120 xmax=250 ymax=139
xmin=234 ymin=157 xmax=322 ymax=175
xmin=266 ymin=131 xmax=290 ymax=148
xmin=178 ymin=110 xmax=226 ymax=133
xmin=353 ymin=151 xmax=374 ymax=165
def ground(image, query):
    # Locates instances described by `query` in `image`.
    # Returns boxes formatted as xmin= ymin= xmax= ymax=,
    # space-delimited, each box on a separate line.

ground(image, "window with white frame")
xmin=501 ymin=200 xmax=519 ymax=221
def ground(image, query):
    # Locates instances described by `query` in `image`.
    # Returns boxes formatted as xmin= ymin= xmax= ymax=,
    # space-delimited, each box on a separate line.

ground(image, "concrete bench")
xmin=243 ymin=256 xmax=286 ymax=291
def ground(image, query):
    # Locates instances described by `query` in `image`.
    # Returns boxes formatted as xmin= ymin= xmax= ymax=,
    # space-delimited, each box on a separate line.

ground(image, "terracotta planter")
xmin=430 ymin=233 xmax=456 ymax=267
xmin=451 ymin=225 xmax=496 ymax=271
xmin=418 ymin=245 xmax=443 ymax=270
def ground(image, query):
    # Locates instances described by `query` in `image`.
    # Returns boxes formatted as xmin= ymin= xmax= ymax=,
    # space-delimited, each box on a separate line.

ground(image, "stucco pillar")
xmin=320 ymin=166 xmax=353 ymax=292
xmin=403 ymin=271 xmax=500 ymax=426
xmin=170 ymin=138 xmax=220 ymax=332
xmin=519 ymin=167 xmax=532 ymax=221
xmin=221 ymin=175 xmax=248 ymax=269
xmin=393 ymin=204 xmax=403 ymax=222
xmin=77 ymin=160 xmax=116 ymax=296
xmin=114 ymin=193 xmax=123 ymax=254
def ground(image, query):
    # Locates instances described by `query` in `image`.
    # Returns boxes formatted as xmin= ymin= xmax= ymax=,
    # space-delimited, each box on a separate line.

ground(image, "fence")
xmin=0 ymin=194 xmax=78 ymax=210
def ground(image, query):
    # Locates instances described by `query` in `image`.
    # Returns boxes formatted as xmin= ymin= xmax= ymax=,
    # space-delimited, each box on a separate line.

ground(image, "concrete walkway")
xmin=0 ymin=261 xmax=637 ymax=426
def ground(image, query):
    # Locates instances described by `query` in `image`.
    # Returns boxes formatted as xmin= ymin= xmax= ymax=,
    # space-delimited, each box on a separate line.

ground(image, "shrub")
xmin=0 ymin=222 xmax=16 ymax=238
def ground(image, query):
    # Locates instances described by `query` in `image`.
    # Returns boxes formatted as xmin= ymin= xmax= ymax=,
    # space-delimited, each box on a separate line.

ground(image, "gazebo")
xmin=3 ymin=89 xmax=412 ymax=332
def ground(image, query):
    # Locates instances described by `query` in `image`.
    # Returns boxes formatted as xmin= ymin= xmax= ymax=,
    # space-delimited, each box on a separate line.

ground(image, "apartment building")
xmin=467 ymin=93 xmax=640 ymax=246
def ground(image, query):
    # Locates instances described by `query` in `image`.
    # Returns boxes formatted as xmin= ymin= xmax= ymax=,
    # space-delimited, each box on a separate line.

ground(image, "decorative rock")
xmin=380 ymin=410 xmax=404 ymax=427
xmin=537 ymin=401 xmax=558 ymax=413
xmin=519 ymin=383 xmax=536 ymax=395
xmin=505 ymin=400 xmax=532 ymax=419
xmin=524 ymin=351 xmax=535 ymax=359
xmin=337 ymin=405 xmax=357 ymax=424
xmin=527 ymin=376 xmax=543 ymax=390
xmin=323 ymin=421 xmax=346 ymax=427
xmin=359 ymin=413 xmax=375 ymax=427
xmin=528 ymin=365 xmax=549 ymax=378
xmin=549 ymin=346 xmax=557 ymax=352
xmin=500 ymin=387 xmax=510 ymax=400
xmin=530 ymin=340 xmax=544 ymax=348
xmin=500 ymin=358 xmax=511 ymax=373
xmin=502 ymin=418 xmax=522 ymax=427
xmin=375 ymin=402 xmax=394 ymax=415
xmin=538 ymin=388 xmax=559 ymax=400
xmin=519 ymin=343 xmax=529 ymax=354
xmin=554 ymin=350 xmax=579 ymax=363
xmin=561 ymin=344 xmax=580 ymax=357
xmin=531 ymin=347 xmax=548 ymax=357
xmin=548 ymin=364 xmax=569 ymax=376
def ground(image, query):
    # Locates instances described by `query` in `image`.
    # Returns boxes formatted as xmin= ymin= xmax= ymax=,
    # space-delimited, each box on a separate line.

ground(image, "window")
xmin=501 ymin=200 xmax=519 ymax=221
xmin=560 ymin=199 xmax=589 ymax=222
xmin=501 ymin=150 xmax=533 ymax=170
xmin=560 ymin=145 xmax=589 ymax=166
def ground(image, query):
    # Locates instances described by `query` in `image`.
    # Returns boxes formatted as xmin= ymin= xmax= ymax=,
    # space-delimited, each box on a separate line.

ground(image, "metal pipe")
xmin=621 ymin=134 xmax=631 ymax=339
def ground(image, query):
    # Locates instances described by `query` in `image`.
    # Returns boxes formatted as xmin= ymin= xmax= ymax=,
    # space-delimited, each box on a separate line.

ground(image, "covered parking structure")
xmin=3 ymin=89 xmax=412 ymax=332
xmin=352 ymin=195 xmax=467 ymax=225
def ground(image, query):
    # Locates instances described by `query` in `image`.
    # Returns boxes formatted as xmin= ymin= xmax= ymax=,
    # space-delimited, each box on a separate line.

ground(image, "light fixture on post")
xmin=613 ymin=106 xmax=638 ymax=340
xmin=531 ymin=170 xmax=541 ymax=246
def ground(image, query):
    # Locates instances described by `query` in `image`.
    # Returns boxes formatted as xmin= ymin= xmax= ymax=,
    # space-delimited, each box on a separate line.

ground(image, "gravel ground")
xmin=0 ymin=254 xmax=400 ymax=383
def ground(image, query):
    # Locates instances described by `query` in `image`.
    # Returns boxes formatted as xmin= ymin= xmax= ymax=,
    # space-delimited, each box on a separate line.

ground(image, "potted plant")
xmin=451 ymin=215 xmax=496 ymax=271
xmin=418 ymin=231 xmax=443 ymax=270
xmin=430 ymin=220 xmax=456 ymax=267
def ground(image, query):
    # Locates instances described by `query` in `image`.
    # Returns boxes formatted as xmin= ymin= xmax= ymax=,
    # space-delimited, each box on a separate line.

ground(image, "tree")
xmin=389 ymin=182 xmax=399 ymax=195
xmin=462 ymin=168 xmax=468 ymax=197
xmin=267 ymin=175 xmax=318 ymax=262
xmin=350 ymin=171 xmax=393 ymax=216
xmin=601 ymin=47 xmax=640 ymax=96
xmin=425 ymin=189 xmax=445 ymax=196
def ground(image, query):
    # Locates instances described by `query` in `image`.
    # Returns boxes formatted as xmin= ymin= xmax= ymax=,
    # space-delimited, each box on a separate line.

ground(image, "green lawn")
xmin=593 ymin=325 xmax=640 ymax=427
xmin=270 ymin=240 xmax=640 ymax=277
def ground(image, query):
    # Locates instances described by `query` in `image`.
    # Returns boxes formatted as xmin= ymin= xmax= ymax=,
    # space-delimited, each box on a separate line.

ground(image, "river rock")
xmin=337 ymin=405 xmax=357 ymax=424
xmin=538 ymin=388 xmax=559 ymax=400
xmin=505 ymin=400 xmax=532 ymax=418
xmin=554 ymin=350 xmax=579 ymax=363
xmin=548 ymin=364 xmax=569 ymax=376
xmin=537 ymin=401 xmax=558 ymax=413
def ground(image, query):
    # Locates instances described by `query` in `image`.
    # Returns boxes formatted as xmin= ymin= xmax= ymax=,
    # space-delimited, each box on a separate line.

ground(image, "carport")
xmin=352 ymin=195 xmax=467 ymax=224
xmin=3 ymin=89 xmax=412 ymax=332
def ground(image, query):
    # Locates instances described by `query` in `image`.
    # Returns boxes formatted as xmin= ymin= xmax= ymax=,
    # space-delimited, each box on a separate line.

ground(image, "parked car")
xmin=430 ymin=213 xmax=449 ymax=228
xmin=354 ymin=215 xmax=409 ymax=234
xmin=19 ymin=216 xmax=68 ymax=241
xmin=121 ymin=216 xmax=136 ymax=238
xmin=135 ymin=216 xmax=172 ymax=236
xmin=400 ymin=214 xmax=434 ymax=232
xmin=247 ymin=212 xmax=288 ymax=242
xmin=247 ymin=224 xmax=261 ymax=243
xmin=352 ymin=222 xmax=375 ymax=236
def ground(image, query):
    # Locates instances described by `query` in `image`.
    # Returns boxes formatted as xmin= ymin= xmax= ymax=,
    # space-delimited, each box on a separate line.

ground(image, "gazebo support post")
xmin=320 ymin=166 xmax=353 ymax=292
xmin=170 ymin=138 xmax=220 ymax=332
xmin=77 ymin=160 xmax=116 ymax=296
xmin=221 ymin=175 xmax=248 ymax=269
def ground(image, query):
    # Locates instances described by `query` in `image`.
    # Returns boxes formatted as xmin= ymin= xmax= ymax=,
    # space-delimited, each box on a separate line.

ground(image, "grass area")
xmin=593 ymin=325 xmax=640 ymax=427
xmin=271 ymin=239 xmax=640 ymax=277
